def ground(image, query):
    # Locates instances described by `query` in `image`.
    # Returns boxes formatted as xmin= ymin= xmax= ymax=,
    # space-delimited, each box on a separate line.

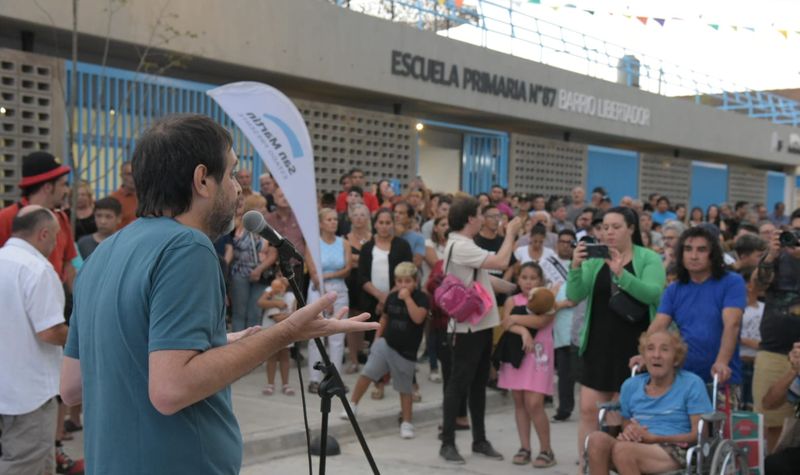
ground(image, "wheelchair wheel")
xmin=709 ymin=439 xmax=748 ymax=475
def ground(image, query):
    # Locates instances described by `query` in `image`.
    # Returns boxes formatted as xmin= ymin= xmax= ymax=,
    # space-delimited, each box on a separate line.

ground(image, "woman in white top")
xmin=513 ymin=223 xmax=556 ymax=271
xmin=306 ymin=208 xmax=352 ymax=393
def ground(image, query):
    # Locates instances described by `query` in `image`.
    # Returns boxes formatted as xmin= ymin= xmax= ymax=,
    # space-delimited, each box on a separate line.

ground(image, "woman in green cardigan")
xmin=566 ymin=207 xmax=666 ymax=465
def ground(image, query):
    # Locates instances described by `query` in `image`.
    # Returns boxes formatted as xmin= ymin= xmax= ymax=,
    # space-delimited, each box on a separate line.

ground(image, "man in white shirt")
xmin=439 ymin=197 xmax=521 ymax=464
xmin=0 ymin=205 xmax=68 ymax=474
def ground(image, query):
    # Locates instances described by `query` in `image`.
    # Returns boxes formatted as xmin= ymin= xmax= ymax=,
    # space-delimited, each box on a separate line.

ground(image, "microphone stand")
xmin=274 ymin=244 xmax=380 ymax=475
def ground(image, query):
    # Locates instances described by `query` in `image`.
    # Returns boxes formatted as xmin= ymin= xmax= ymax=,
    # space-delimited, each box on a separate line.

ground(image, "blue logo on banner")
xmin=262 ymin=114 xmax=303 ymax=159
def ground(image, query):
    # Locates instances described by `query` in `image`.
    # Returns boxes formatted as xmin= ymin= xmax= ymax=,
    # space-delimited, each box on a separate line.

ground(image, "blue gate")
xmin=65 ymin=61 xmax=262 ymax=199
xmin=462 ymin=133 xmax=509 ymax=195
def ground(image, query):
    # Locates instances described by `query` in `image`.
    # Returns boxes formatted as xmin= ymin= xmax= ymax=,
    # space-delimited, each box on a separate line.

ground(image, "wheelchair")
xmin=583 ymin=370 xmax=751 ymax=475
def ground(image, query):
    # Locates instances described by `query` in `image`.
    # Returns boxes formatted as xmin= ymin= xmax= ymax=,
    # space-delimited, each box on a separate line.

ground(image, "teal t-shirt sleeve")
xmin=684 ymin=372 xmax=713 ymax=415
xmin=723 ymin=273 xmax=747 ymax=310
xmin=149 ymin=243 xmax=223 ymax=352
xmin=657 ymin=282 xmax=676 ymax=316
xmin=64 ymin=314 xmax=79 ymax=358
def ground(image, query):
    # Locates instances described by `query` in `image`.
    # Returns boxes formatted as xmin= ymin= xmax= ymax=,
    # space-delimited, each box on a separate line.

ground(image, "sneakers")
xmin=428 ymin=370 xmax=442 ymax=383
xmin=339 ymin=404 xmax=357 ymax=420
xmin=439 ymin=444 xmax=466 ymax=464
xmin=472 ymin=440 xmax=504 ymax=460
xmin=400 ymin=421 xmax=415 ymax=439
xmin=56 ymin=446 xmax=85 ymax=475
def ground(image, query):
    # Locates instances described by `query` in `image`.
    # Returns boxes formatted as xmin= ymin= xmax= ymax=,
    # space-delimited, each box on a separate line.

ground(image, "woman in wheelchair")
xmin=586 ymin=330 xmax=713 ymax=474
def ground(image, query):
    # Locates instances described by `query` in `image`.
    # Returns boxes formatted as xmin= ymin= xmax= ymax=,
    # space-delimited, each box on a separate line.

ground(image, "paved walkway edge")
xmin=243 ymin=389 xmax=514 ymax=465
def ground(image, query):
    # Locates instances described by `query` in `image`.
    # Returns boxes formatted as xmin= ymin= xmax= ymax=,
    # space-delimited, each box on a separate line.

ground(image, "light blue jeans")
xmin=230 ymin=274 xmax=266 ymax=332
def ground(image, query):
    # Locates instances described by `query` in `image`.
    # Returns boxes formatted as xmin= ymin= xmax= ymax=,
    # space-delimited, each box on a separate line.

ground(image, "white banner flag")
xmin=207 ymin=82 xmax=321 ymax=289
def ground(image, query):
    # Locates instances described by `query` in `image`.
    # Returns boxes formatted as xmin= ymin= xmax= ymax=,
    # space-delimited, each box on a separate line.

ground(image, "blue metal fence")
xmin=64 ymin=61 xmax=263 ymax=199
xmin=334 ymin=0 xmax=800 ymax=127
xmin=419 ymin=119 xmax=508 ymax=195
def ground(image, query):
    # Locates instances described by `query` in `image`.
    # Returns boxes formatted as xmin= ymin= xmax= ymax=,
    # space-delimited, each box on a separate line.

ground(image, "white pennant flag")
xmin=207 ymin=82 xmax=321 ymax=290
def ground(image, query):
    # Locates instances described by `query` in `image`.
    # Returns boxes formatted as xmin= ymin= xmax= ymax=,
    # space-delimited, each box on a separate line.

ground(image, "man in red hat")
xmin=0 ymin=152 xmax=76 ymax=286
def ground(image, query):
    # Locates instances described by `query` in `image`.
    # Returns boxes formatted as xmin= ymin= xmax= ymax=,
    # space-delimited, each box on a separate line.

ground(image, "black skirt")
xmin=579 ymin=262 xmax=649 ymax=393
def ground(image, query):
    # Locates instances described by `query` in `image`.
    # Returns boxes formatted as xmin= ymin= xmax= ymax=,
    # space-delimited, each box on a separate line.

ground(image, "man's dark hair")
xmin=790 ymin=208 xmax=800 ymax=222
xmin=593 ymin=186 xmax=607 ymax=195
xmin=675 ymin=226 xmax=727 ymax=283
xmin=348 ymin=185 xmax=364 ymax=197
xmin=320 ymin=192 xmax=336 ymax=208
xmin=734 ymin=234 xmax=766 ymax=257
xmin=339 ymin=173 xmax=351 ymax=185
xmin=558 ymin=228 xmax=577 ymax=240
xmin=738 ymin=223 xmax=759 ymax=235
xmin=482 ymin=204 xmax=498 ymax=215
xmin=734 ymin=201 xmax=749 ymax=211
xmin=348 ymin=167 xmax=364 ymax=176
xmin=774 ymin=201 xmax=784 ymax=211
xmin=448 ymin=196 xmax=480 ymax=232
xmin=132 ymin=114 xmax=232 ymax=218
xmin=94 ymin=197 xmax=122 ymax=216
xmin=438 ymin=195 xmax=453 ymax=206
xmin=656 ymin=196 xmax=671 ymax=207
xmin=491 ymin=184 xmax=506 ymax=196
xmin=11 ymin=208 xmax=54 ymax=236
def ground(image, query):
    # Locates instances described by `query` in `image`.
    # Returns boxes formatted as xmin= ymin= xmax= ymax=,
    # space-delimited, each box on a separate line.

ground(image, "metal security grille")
xmin=295 ymin=99 xmax=416 ymax=194
xmin=728 ymin=165 xmax=766 ymax=206
xmin=0 ymin=49 xmax=64 ymax=207
xmin=65 ymin=61 xmax=260 ymax=200
xmin=639 ymin=153 xmax=691 ymax=206
xmin=508 ymin=133 xmax=585 ymax=196
xmin=462 ymin=133 xmax=508 ymax=195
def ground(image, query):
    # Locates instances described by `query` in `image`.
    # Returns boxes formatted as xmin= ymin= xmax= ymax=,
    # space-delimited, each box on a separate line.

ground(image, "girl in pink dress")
xmin=498 ymin=262 xmax=556 ymax=468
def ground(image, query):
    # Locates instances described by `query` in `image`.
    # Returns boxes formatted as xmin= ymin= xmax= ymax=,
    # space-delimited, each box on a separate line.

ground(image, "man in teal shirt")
xmin=60 ymin=115 xmax=377 ymax=474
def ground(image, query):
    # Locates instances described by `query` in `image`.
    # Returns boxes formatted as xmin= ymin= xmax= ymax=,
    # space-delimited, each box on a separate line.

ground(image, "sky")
xmin=346 ymin=0 xmax=800 ymax=96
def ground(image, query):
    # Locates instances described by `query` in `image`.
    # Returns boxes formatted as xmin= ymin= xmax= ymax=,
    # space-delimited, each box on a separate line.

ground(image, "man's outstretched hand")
xmin=281 ymin=291 xmax=379 ymax=343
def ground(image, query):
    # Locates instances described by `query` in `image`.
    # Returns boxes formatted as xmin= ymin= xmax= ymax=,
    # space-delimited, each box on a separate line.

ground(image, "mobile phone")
xmin=585 ymin=243 xmax=610 ymax=259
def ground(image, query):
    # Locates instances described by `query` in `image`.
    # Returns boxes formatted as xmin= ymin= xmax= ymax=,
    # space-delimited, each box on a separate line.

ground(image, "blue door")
xmin=690 ymin=162 xmax=728 ymax=211
xmin=586 ymin=145 xmax=639 ymax=203
xmin=767 ymin=171 xmax=787 ymax=211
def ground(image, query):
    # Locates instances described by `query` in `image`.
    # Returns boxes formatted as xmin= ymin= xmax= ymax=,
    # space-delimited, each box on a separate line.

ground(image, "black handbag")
xmin=609 ymin=280 xmax=649 ymax=325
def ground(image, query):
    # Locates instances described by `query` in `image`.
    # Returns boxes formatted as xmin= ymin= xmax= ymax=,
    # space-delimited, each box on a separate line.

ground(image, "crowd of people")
xmin=2 ymin=114 xmax=800 ymax=474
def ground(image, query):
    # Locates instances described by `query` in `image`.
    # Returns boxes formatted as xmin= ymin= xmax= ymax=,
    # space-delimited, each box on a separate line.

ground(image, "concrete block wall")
xmin=728 ymin=165 xmax=767 ymax=206
xmin=0 ymin=49 xmax=64 ymax=207
xmin=508 ymin=133 xmax=586 ymax=197
xmin=294 ymin=99 xmax=415 ymax=195
xmin=639 ymin=153 xmax=691 ymax=206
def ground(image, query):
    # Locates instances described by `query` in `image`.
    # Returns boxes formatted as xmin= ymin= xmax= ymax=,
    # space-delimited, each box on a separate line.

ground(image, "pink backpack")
xmin=433 ymin=243 xmax=493 ymax=325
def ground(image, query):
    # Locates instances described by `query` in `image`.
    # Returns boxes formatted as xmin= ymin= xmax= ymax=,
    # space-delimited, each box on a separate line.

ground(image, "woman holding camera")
xmin=566 ymin=207 xmax=666 ymax=466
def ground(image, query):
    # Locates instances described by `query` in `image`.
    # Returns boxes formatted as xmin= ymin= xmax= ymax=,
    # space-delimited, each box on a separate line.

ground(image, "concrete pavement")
xmin=62 ymin=357 xmax=582 ymax=473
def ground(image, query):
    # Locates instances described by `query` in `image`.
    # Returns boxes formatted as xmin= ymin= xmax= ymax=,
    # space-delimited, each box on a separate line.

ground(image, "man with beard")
xmin=59 ymin=115 xmax=378 ymax=474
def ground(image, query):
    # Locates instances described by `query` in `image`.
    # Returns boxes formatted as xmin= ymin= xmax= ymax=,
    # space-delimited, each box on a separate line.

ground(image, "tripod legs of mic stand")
xmin=273 ymin=248 xmax=379 ymax=475
xmin=312 ymin=359 xmax=380 ymax=475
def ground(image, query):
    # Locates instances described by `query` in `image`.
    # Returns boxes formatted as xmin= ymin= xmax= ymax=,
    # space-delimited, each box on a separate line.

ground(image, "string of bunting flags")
xmin=525 ymin=0 xmax=798 ymax=38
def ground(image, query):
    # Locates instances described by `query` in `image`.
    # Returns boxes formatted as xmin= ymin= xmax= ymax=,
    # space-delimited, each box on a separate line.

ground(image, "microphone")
xmin=243 ymin=210 xmax=304 ymax=261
